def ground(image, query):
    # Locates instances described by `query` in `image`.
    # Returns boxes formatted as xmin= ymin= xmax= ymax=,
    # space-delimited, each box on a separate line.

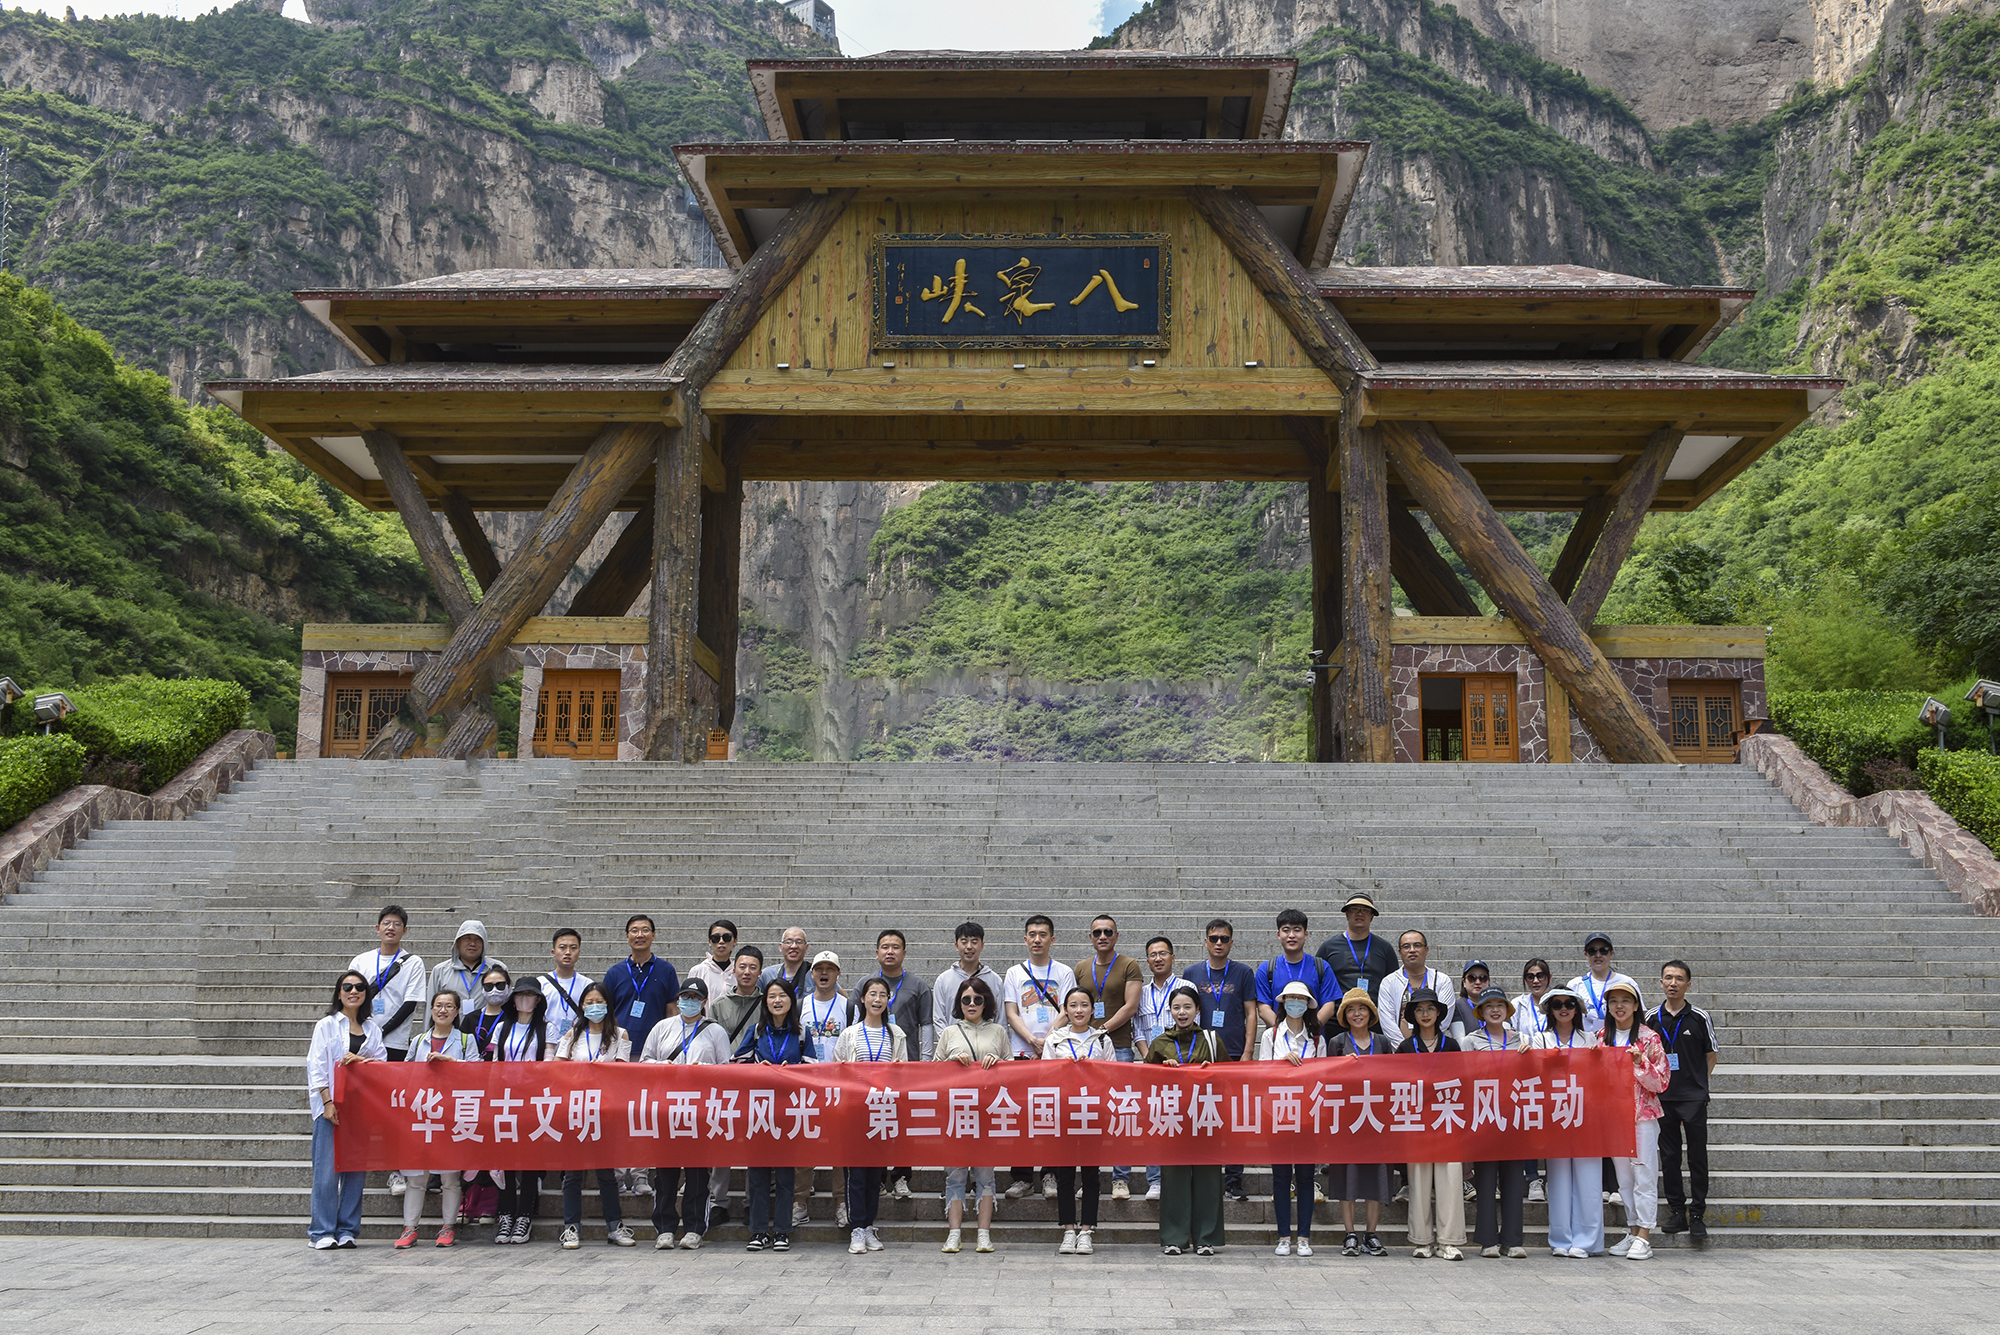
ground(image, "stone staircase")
xmin=2 ymin=760 xmax=1995 ymax=1246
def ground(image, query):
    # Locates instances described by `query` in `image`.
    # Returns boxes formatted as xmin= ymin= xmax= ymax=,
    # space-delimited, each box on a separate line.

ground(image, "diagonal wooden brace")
xmin=1568 ymin=427 xmax=1681 ymax=626
xmin=1190 ymin=184 xmax=1676 ymax=765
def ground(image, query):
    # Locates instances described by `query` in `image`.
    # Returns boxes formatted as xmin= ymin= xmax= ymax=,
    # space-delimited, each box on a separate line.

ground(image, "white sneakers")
xmin=1275 ymin=1237 xmax=1294 ymax=1256
xmin=1527 ymin=1178 xmax=1547 ymax=1203
xmin=792 ymin=1202 xmax=811 ymax=1229
xmin=678 ymin=1232 xmax=701 ymax=1250
xmin=1437 ymin=1245 xmax=1462 ymax=1260
xmin=1042 ymin=1174 xmax=1058 ymax=1199
xmin=942 ymin=1228 xmax=962 ymax=1253
xmin=310 ymin=1236 xmax=336 ymax=1251
xmin=1609 ymin=1235 xmax=1634 ymax=1257
xmin=1076 ymin=1229 xmax=1093 ymax=1254
xmin=1004 ymin=1179 xmax=1031 ymax=1199
xmin=975 ymin=1229 xmax=994 ymax=1253
xmin=850 ymin=1228 xmax=869 ymax=1254
xmin=836 ymin=1201 xmax=850 ymax=1227
xmin=1412 ymin=1244 xmax=1433 ymax=1259
xmin=1296 ymin=1238 xmax=1315 ymax=1257
xmin=1058 ymin=1228 xmax=1094 ymax=1254
xmin=1567 ymin=1246 xmax=1590 ymax=1259
xmin=866 ymin=1227 xmax=884 ymax=1252
xmin=1144 ymin=1184 xmax=1161 ymax=1201
xmin=388 ymin=1172 xmax=407 ymax=1197
xmin=654 ymin=1232 xmax=675 ymax=1250
xmin=608 ymin=1226 xmax=636 ymax=1247
xmin=1626 ymin=1237 xmax=1654 ymax=1260
xmin=892 ymin=1176 xmax=912 ymax=1200
xmin=1060 ymin=1228 xmax=1078 ymax=1254
xmin=560 ymin=1225 xmax=580 ymax=1250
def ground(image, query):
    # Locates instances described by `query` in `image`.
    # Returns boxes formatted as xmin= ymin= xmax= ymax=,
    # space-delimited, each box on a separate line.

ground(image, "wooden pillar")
xmin=697 ymin=468 xmax=744 ymax=735
xmin=566 ymin=502 xmax=656 ymax=617
xmin=640 ymin=410 xmax=705 ymax=762
xmin=1300 ymin=428 xmax=1342 ymax=763
xmin=1339 ymin=404 xmax=1394 ymax=762
xmin=1378 ymin=419 xmax=1676 ymax=764
xmin=1386 ymin=505 xmax=1482 ymax=617
xmin=1569 ymin=428 xmax=1681 ymax=625
xmin=1549 ymin=495 xmax=1613 ymax=602
xmin=439 ymin=492 xmax=502 ymax=594
xmin=1546 ymin=679 xmax=1573 ymax=763
xmin=361 ymin=431 xmax=495 ymax=758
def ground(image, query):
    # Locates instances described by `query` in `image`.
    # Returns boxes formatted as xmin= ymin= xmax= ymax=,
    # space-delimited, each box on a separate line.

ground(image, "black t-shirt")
xmin=1315 ymin=932 xmax=1399 ymax=1001
xmin=346 ymin=1030 xmax=365 ymax=1055
xmin=1181 ymin=959 xmax=1255 ymax=1059
xmin=1646 ymin=1002 xmax=1718 ymax=1104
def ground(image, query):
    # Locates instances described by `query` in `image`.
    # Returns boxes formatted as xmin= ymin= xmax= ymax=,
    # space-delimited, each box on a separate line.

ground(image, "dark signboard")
xmin=873 ymin=233 xmax=1171 ymax=349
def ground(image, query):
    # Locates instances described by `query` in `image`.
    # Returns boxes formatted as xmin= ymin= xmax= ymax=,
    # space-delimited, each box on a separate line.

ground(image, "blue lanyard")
xmin=371 ymin=951 xmax=402 ymax=992
xmin=1174 ymin=1031 xmax=1199 ymax=1064
xmin=1061 ymin=1032 xmax=1092 ymax=1059
xmin=584 ymin=1029 xmax=601 ymax=1062
xmin=1204 ymin=961 xmax=1228 ymax=1000
xmin=1582 ymin=973 xmax=1607 ymax=1018
xmin=475 ymin=1011 xmax=501 ymax=1047
xmin=862 ymin=1025 xmax=888 ymax=1062
xmin=1352 ymin=1034 xmax=1375 ymax=1057
xmin=503 ymin=1025 xmax=531 ymax=1061
xmin=625 ymin=958 xmax=655 ymax=998
xmin=1656 ymin=1005 xmax=1686 ymax=1050
xmin=1522 ymin=997 xmax=1549 ymax=1033
xmin=1026 ymin=962 xmax=1058 ymax=1007
xmin=1092 ymin=953 xmax=1119 ymax=1003
xmin=761 ymin=1028 xmax=795 ymax=1065
xmin=874 ymin=974 xmax=905 ymax=1012
xmin=1344 ymin=934 xmax=1371 ymax=973
xmin=456 ymin=964 xmax=480 ymax=998
xmin=1486 ymin=1027 xmax=1509 ymax=1051
xmin=808 ymin=995 xmax=840 ymax=1033
xmin=1146 ymin=982 xmax=1173 ymax=1027
xmin=676 ymin=1020 xmax=702 ymax=1061
xmin=547 ymin=975 xmax=582 ymax=1020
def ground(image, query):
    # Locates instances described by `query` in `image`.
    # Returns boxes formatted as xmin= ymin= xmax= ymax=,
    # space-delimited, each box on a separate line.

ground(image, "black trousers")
xmin=1658 ymin=1099 xmax=1710 ymax=1210
xmin=497 ymin=1170 xmax=541 ymax=1219
xmin=1472 ymin=1159 xmax=1528 ymax=1249
xmin=1054 ymin=1166 xmax=1100 ymax=1228
xmin=651 ymin=1166 xmax=706 ymax=1237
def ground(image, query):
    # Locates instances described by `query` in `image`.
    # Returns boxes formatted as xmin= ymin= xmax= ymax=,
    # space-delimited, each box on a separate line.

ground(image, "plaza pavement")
xmin=0 ymin=1238 xmax=1994 ymax=1334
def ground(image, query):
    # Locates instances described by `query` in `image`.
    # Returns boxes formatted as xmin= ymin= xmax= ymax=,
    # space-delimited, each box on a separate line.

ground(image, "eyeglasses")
xmin=959 ymin=994 xmax=983 ymax=1006
xmin=710 ymin=933 xmax=735 ymax=944
xmin=1586 ymin=946 xmax=1611 ymax=956
xmin=339 ymin=982 xmax=367 ymax=993
xmin=1524 ymin=971 xmax=1550 ymax=981
xmin=1207 ymin=934 xmax=1231 ymax=944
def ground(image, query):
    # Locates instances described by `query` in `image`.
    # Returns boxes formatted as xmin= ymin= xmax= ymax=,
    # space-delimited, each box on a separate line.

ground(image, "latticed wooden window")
xmin=322 ymin=674 xmax=415 ymax=757
xmin=331 ymin=688 xmax=363 ymax=743
xmin=1668 ymin=680 xmax=1742 ymax=763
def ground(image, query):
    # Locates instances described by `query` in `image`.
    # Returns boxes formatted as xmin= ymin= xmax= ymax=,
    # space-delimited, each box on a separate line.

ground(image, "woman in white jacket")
xmin=935 ymin=975 xmax=1009 ymax=1255
xmin=554 ymin=981 xmax=636 ymax=1251
xmin=1040 ymin=987 xmax=1114 ymax=1256
xmin=307 ymin=970 xmax=385 ymax=1249
xmin=1256 ymin=980 xmax=1326 ymax=1256
xmin=395 ymin=990 xmax=480 ymax=1249
xmin=835 ymin=976 xmax=905 ymax=1255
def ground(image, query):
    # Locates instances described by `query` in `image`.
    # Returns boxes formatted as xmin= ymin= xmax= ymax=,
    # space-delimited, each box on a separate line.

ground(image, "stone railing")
xmin=0 ymin=730 xmax=276 ymax=900
xmin=1740 ymin=732 xmax=2000 ymax=916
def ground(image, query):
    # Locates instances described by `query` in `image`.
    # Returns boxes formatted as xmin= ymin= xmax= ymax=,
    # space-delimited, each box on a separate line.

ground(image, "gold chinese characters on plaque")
xmin=873 ymin=233 xmax=1170 ymax=349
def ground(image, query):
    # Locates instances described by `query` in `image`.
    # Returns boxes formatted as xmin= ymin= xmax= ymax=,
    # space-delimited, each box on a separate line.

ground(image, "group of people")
xmin=307 ymin=892 xmax=1719 ymax=1262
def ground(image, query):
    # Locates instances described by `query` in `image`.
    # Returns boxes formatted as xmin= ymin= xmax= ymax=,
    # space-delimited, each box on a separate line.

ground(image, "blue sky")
xmin=19 ymin=1 xmax=1151 ymax=51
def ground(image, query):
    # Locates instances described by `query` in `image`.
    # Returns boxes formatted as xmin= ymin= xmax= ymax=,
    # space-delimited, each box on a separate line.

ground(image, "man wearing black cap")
xmin=1567 ymin=933 xmax=1638 ymax=1204
xmin=1315 ymin=892 xmax=1397 ymax=1003
xmin=639 ymin=977 xmax=731 ymax=1249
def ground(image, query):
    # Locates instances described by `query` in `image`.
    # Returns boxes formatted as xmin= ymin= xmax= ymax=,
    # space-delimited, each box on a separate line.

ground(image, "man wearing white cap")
xmin=799 ymin=951 xmax=852 ymax=1227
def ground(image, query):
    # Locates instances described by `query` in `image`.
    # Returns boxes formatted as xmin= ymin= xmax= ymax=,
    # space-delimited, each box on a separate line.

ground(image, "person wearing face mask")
xmin=554 ymin=982 xmax=635 ymax=1251
xmin=395 ymin=990 xmax=479 ymax=1249
xmin=453 ymin=964 xmax=511 ymax=1228
xmin=487 ymin=978 xmax=551 ymax=1245
xmin=639 ymin=978 xmax=732 ymax=1250
xmin=1394 ymin=988 xmax=1465 ymax=1261
xmin=736 ymin=978 xmax=811 ymax=1254
xmin=1257 ymin=980 xmax=1325 ymax=1256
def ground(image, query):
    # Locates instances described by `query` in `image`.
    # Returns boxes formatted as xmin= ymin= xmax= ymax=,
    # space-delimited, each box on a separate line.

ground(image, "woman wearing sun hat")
xmin=1601 ymin=979 xmax=1670 ymax=1260
xmin=1328 ymin=987 xmax=1391 ymax=1256
xmin=1461 ymin=986 xmax=1530 ymax=1257
xmin=1257 ymin=979 xmax=1327 ymax=1255
xmin=1535 ymin=987 xmax=1603 ymax=1258
xmin=1395 ymin=986 xmax=1465 ymax=1259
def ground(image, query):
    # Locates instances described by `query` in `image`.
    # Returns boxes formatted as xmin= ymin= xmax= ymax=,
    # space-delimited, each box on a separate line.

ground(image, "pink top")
xmin=1602 ymin=1023 xmax=1670 ymax=1122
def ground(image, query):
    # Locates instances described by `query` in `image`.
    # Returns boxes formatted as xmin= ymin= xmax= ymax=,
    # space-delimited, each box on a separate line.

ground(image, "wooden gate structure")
xmin=211 ymin=52 xmax=1836 ymax=764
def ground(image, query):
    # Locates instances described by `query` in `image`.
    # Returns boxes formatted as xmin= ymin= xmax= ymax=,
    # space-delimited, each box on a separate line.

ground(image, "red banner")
xmin=335 ymin=1050 xmax=1634 ymax=1170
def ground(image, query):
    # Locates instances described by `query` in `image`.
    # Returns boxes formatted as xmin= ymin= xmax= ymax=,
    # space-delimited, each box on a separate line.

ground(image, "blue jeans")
xmin=1547 ymin=1156 xmax=1605 ymax=1253
xmin=1271 ymin=1162 xmax=1316 ymax=1238
xmin=747 ymin=1166 xmax=795 ymax=1234
xmin=845 ymin=1166 xmax=884 ymax=1230
xmin=309 ymin=1114 xmax=364 ymax=1242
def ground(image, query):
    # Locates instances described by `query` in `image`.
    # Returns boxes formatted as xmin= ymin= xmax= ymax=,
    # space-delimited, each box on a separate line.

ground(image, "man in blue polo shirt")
xmin=603 ymin=914 xmax=679 ymax=1053
xmin=1184 ymin=917 xmax=1255 ymax=1201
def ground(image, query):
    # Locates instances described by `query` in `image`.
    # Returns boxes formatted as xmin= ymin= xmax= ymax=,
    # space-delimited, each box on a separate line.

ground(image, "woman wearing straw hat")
xmin=1462 ymin=986 xmax=1530 ymax=1258
xmin=1601 ymin=980 xmax=1670 ymax=1260
xmin=1395 ymin=987 xmax=1465 ymax=1260
xmin=1535 ymin=987 xmax=1603 ymax=1258
xmin=1257 ymin=979 xmax=1327 ymax=1256
xmin=1328 ymin=987 xmax=1391 ymax=1256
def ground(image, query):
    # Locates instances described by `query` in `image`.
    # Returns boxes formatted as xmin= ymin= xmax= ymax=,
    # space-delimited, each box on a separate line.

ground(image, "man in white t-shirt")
xmin=1566 ymin=932 xmax=1639 ymax=1030
xmin=348 ymin=904 xmax=427 ymax=1198
xmin=796 ymin=952 xmax=852 ymax=1228
xmin=539 ymin=926 xmax=593 ymax=1034
xmin=1002 ymin=915 xmax=1076 ymax=1201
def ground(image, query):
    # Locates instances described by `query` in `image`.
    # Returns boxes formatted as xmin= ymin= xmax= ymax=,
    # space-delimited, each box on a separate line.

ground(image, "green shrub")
xmin=1917 ymin=749 xmax=2000 ymax=851
xmin=0 ymin=733 xmax=87 ymax=830
xmin=56 ymin=677 xmax=250 ymax=792
xmin=1770 ymin=689 xmax=1956 ymax=793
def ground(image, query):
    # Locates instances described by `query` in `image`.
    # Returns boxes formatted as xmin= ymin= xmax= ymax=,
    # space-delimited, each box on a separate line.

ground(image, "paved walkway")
xmin=1 ymin=1239 xmax=1995 ymax=1334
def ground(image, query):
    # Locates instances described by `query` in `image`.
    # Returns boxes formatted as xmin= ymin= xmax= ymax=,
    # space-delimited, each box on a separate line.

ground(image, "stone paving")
xmin=0 ymin=1239 xmax=1995 ymax=1334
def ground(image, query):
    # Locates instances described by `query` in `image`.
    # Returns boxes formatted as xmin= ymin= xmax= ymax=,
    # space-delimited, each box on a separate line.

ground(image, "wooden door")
xmin=323 ymin=673 xmax=423 ymax=758
xmin=1462 ymin=675 xmax=1518 ymax=763
xmin=534 ymin=670 xmax=622 ymax=758
xmin=1668 ymin=679 xmax=1741 ymax=763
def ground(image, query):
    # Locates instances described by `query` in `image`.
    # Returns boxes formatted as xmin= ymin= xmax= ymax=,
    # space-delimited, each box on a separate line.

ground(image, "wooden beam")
xmin=640 ymin=417 xmax=704 ymax=762
xmin=1386 ymin=505 xmax=1482 ymax=617
xmin=1548 ymin=495 xmax=1613 ymax=601
xmin=1569 ymin=428 xmax=1681 ymax=625
xmin=698 ymin=469 xmax=744 ymax=733
xmin=440 ymin=491 xmax=502 ymax=594
xmin=1185 ymin=185 xmax=1372 ymax=392
xmin=1378 ymin=419 xmax=1676 ymax=764
xmin=1339 ymin=406 xmax=1394 ymax=762
xmin=565 ymin=502 xmax=656 ymax=618
xmin=1547 ymin=682 xmax=1572 ymax=763
xmin=703 ymin=367 xmax=1334 ymax=417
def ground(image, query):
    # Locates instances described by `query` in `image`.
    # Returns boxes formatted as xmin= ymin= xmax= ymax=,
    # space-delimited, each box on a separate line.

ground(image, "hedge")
xmin=0 ymin=734 xmax=88 ymax=831
xmin=56 ymin=677 xmax=251 ymax=792
xmin=1769 ymin=689 xmax=1981 ymax=794
xmin=1918 ymin=749 xmax=2000 ymax=852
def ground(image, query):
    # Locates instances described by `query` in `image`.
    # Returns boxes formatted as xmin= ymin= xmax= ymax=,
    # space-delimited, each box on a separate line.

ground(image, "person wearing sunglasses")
xmin=935 ymin=975 xmax=1009 ymax=1253
xmin=687 ymin=920 xmax=740 ymax=1017
xmin=1447 ymin=960 xmax=1492 ymax=1043
xmin=306 ymin=970 xmax=386 ymax=1249
xmin=1567 ymin=933 xmax=1638 ymax=1207
xmin=1513 ymin=957 xmax=1556 ymax=1203
xmin=1183 ymin=918 xmax=1255 ymax=1201
xmin=1534 ymin=987 xmax=1603 ymax=1259
xmin=1075 ymin=915 xmax=1143 ymax=1200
